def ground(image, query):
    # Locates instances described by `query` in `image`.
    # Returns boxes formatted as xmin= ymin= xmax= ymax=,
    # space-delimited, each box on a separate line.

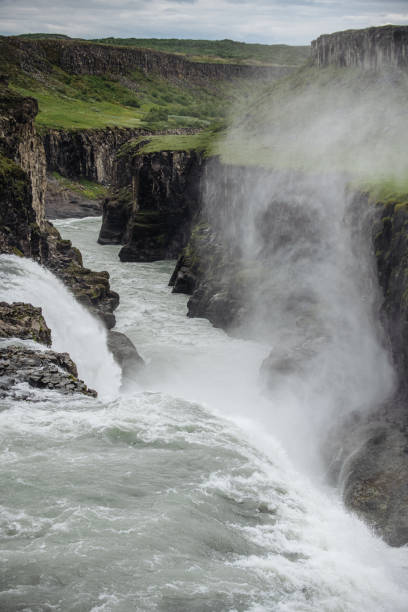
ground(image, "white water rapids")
xmin=0 ymin=216 xmax=408 ymax=611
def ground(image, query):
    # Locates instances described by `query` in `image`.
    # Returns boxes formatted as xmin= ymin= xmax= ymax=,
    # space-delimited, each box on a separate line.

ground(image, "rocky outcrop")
xmin=99 ymin=143 xmax=203 ymax=262
xmin=0 ymin=302 xmax=51 ymax=345
xmin=7 ymin=37 xmax=293 ymax=85
xmin=107 ymin=330 xmax=144 ymax=387
xmin=0 ymin=301 xmax=96 ymax=398
xmin=0 ymin=344 xmax=97 ymax=399
xmin=312 ymin=25 xmax=408 ymax=69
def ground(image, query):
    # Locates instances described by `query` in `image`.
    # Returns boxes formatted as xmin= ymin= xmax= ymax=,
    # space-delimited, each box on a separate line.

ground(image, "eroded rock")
xmin=0 ymin=302 xmax=51 ymax=346
xmin=0 ymin=345 xmax=97 ymax=399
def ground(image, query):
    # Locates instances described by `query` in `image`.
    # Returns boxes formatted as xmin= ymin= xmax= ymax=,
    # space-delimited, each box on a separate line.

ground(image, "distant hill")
xmin=14 ymin=33 xmax=71 ymax=40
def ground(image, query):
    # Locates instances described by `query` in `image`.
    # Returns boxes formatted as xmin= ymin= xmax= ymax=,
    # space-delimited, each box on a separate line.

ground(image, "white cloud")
xmin=0 ymin=0 xmax=407 ymax=44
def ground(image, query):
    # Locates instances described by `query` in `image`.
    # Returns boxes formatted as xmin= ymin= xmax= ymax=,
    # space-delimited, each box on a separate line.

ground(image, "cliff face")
xmin=43 ymin=127 xmax=200 ymax=184
xmin=8 ymin=37 xmax=293 ymax=84
xmin=169 ymin=161 xmax=408 ymax=547
xmin=0 ymin=86 xmax=46 ymax=230
xmin=337 ymin=197 xmax=408 ymax=546
xmin=0 ymin=85 xmax=119 ymax=328
xmin=312 ymin=25 xmax=408 ymax=69
xmin=98 ymin=142 xmax=203 ymax=262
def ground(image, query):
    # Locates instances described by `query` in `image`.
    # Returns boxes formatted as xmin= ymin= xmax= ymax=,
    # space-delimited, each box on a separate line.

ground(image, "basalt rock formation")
xmin=99 ymin=141 xmax=203 ymax=262
xmin=312 ymin=25 xmax=408 ymax=69
xmin=7 ymin=37 xmax=293 ymax=86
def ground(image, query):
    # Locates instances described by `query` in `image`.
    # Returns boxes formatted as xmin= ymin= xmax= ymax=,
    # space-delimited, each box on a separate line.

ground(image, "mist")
xmin=197 ymin=63 xmax=408 ymax=471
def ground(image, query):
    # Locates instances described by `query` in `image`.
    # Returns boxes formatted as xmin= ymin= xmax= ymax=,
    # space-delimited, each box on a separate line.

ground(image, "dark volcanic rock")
xmin=0 ymin=344 xmax=97 ymax=398
xmin=336 ymin=197 xmax=408 ymax=546
xmin=0 ymin=302 xmax=51 ymax=346
xmin=312 ymin=25 xmax=408 ymax=69
xmin=0 ymin=85 xmax=119 ymax=328
xmin=107 ymin=330 xmax=144 ymax=386
xmin=6 ymin=37 xmax=292 ymax=86
xmin=99 ymin=146 xmax=203 ymax=262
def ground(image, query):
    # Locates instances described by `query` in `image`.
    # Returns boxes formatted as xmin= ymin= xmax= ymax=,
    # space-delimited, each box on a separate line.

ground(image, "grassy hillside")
xmin=213 ymin=63 xmax=408 ymax=189
xmin=0 ymin=37 xmax=228 ymax=130
xmin=91 ymin=38 xmax=310 ymax=66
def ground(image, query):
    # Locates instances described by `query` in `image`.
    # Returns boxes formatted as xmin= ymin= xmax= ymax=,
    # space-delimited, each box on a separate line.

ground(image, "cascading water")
xmin=0 ymin=215 xmax=405 ymax=611
xmin=0 ymin=255 xmax=121 ymax=399
xmin=200 ymin=165 xmax=397 ymax=474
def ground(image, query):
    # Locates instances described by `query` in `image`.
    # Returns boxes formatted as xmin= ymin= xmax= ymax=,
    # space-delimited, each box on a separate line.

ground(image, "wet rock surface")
xmin=0 ymin=345 xmax=97 ymax=399
xmin=335 ymin=197 xmax=408 ymax=546
xmin=0 ymin=301 xmax=51 ymax=346
xmin=107 ymin=330 xmax=144 ymax=386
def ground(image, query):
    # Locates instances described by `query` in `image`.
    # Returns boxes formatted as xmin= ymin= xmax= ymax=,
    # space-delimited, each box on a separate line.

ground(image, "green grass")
xmin=211 ymin=63 xmax=408 ymax=186
xmin=90 ymin=37 xmax=310 ymax=66
xmin=9 ymin=69 xmax=225 ymax=130
xmin=0 ymin=37 xmax=228 ymax=130
xmin=119 ymin=128 xmax=221 ymax=157
xmin=51 ymin=172 xmax=108 ymax=199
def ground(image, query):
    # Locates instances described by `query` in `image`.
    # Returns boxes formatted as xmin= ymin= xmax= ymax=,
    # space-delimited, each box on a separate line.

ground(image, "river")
xmin=0 ymin=215 xmax=407 ymax=611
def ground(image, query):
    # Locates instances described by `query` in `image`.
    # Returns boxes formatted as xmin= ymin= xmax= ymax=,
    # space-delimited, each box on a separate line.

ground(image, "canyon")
xmin=2 ymin=24 xmax=408 ymax=555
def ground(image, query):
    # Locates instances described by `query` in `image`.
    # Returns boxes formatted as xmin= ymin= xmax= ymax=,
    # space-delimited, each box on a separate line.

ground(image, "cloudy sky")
xmin=0 ymin=0 xmax=407 ymax=45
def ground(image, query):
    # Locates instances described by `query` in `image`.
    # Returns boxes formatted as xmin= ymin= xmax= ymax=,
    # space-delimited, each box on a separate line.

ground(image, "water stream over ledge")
xmin=0 ymin=216 xmax=407 ymax=611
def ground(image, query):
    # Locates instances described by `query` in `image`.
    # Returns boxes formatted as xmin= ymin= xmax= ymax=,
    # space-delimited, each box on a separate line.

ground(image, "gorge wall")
xmin=312 ymin=25 xmax=408 ymax=69
xmin=98 ymin=140 xmax=203 ymax=262
xmin=7 ymin=37 xmax=293 ymax=85
xmin=0 ymin=85 xmax=120 ymax=327
xmin=44 ymin=127 xmax=201 ymax=185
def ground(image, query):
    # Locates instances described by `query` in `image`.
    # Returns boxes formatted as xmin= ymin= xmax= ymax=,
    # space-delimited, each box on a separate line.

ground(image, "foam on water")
xmin=0 ymin=254 xmax=121 ymax=399
xmin=0 ymin=217 xmax=407 ymax=610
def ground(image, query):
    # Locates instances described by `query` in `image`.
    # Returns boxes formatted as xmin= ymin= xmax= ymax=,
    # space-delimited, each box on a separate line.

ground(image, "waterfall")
xmin=0 ymin=254 xmax=121 ymax=398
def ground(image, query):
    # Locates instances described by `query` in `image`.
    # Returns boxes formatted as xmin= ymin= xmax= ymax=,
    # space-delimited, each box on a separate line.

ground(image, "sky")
xmin=0 ymin=0 xmax=407 ymax=45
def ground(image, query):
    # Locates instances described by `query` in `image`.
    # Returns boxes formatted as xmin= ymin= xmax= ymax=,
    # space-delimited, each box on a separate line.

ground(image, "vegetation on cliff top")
xmin=14 ymin=34 xmax=309 ymax=67
xmin=90 ymin=38 xmax=310 ymax=67
xmin=118 ymin=128 xmax=222 ymax=157
xmin=0 ymin=37 xmax=229 ymax=130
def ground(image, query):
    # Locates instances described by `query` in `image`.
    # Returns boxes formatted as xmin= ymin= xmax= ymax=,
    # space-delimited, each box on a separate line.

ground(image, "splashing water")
xmin=0 ymin=254 xmax=121 ymax=398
